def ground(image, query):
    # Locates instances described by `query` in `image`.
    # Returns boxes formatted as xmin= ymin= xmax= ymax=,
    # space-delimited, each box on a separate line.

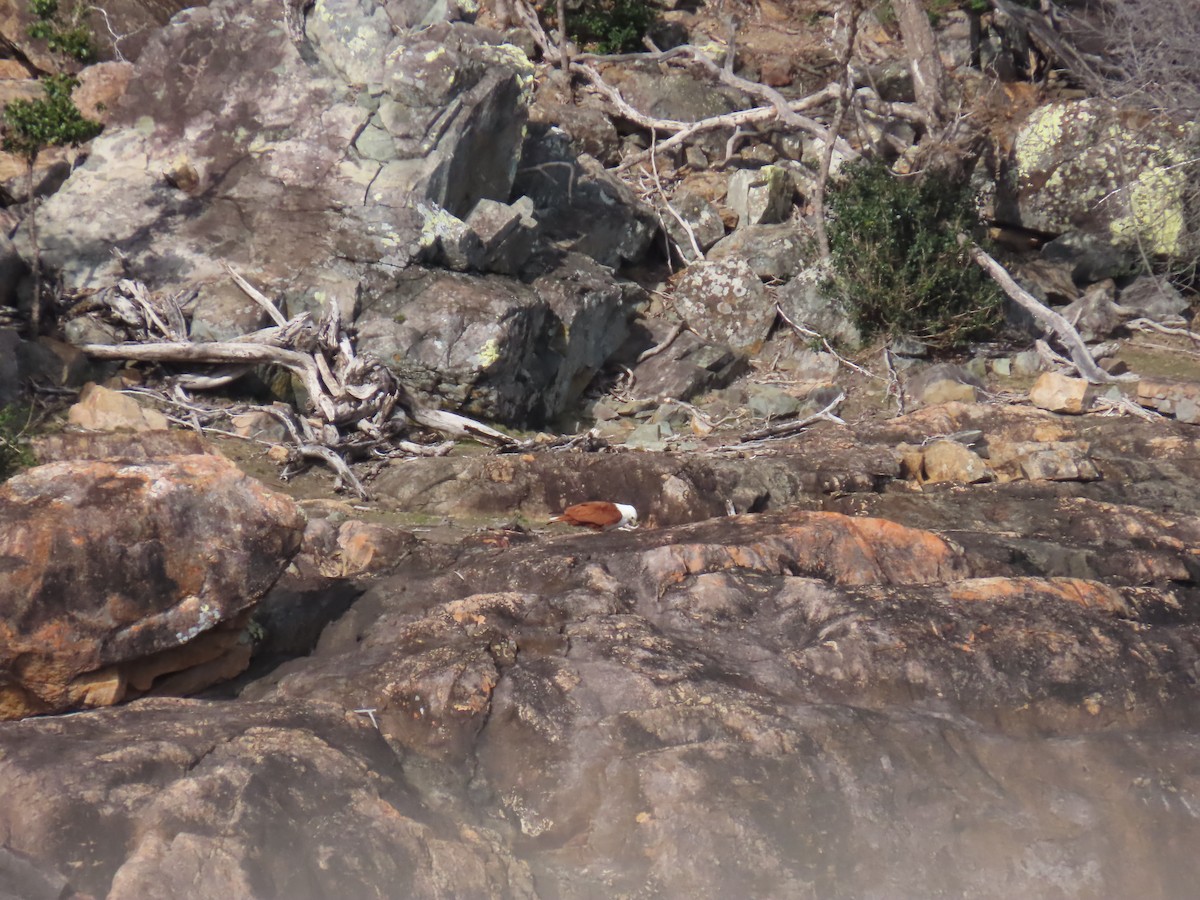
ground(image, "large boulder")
xmin=23 ymin=0 xmax=534 ymax=297
xmin=354 ymin=253 xmax=636 ymax=424
xmin=0 ymin=435 xmax=305 ymax=719
xmin=999 ymin=99 xmax=1198 ymax=260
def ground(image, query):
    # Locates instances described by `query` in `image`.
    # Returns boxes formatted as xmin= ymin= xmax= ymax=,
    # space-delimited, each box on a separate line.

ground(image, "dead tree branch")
xmin=967 ymin=243 xmax=1136 ymax=384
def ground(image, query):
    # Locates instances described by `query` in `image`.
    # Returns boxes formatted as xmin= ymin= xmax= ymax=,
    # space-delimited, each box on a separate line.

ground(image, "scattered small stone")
xmin=1137 ymin=377 xmax=1200 ymax=424
xmin=908 ymin=363 xmax=983 ymax=406
xmin=625 ymin=421 xmax=672 ymax=450
xmin=1029 ymin=372 xmax=1090 ymax=414
xmin=745 ymin=384 xmax=804 ymax=420
xmin=921 ymin=440 xmax=992 ymax=484
xmin=1012 ymin=350 xmax=1044 ymax=377
xmin=67 ymin=383 xmax=169 ymax=432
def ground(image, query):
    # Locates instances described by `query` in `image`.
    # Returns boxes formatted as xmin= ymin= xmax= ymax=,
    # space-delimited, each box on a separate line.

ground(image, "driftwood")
xmin=738 ymin=391 xmax=847 ymax=443
xmin=968 ymin=244 xmax=1137 ymax=384
xmin=73 ymin=270 xmax=518 ymax=496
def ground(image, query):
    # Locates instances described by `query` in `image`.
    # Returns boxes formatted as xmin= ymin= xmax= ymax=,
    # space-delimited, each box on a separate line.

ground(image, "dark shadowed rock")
xmin=512 ymin=127 xmax=659 ymax=268
xmin=354 ymin=255 xmax=636 ymax=424
xmin=0 ymin=441 xmax=305 ymax=719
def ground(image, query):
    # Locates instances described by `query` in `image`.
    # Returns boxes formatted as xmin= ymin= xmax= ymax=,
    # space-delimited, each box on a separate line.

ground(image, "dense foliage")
xmin=825 ymin=160 xmax=1002 ymax=348
xmin=2 ymin=73 xmax=101 ymax=161
xmin=27 ymin=0 xmax=94 ymax=62
xmin=561 ymin=0 xmax=658 ymax=54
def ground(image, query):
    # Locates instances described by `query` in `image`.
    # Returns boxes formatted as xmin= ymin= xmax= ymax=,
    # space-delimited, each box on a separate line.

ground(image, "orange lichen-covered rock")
xmin=638 ymin=510 xmax=969 ymax=590
xmin=0 ymin=449 xmax=305 ymax=719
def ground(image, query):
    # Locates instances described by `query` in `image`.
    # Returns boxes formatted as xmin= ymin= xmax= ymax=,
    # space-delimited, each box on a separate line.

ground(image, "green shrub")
xmin=0 ymin=406 xmax=35 ymax=481
xmin=825 ymin=160 xmax=1002 ymax=348
xmin=3 ymin=73 xmax=101 ymax=161
xmin=27 ymin=0 xmax=94 ymax=62
xmin=558 ymin=0 xmax=658 ymax=54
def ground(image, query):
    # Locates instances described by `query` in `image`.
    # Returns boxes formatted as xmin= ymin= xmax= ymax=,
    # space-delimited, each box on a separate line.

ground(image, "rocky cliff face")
xmin=2 ymin=0 xmax=1200 ymax=896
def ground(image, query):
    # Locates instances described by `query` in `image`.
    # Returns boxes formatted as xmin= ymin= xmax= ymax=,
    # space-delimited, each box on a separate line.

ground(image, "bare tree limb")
xmin=814 ymin=0 xmax=862 ymax=263
xmin=737 ymin=391 xmax=847 ymax=443
xmin=967 ymin=243 xmax=1136 ymax=384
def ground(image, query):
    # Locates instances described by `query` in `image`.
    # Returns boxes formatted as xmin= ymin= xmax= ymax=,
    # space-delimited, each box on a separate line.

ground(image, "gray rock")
xmin=727 ymin=165 xmax=793 ymax=226
xmin=513 ymin=128 xmax=658 ymax=268
xmin=745 ymin=383 xmax=804 ymax=419
xmin=684 ymin=145 xmax=709 ymax=169
xmin=530 ymin=253 xmax=635 ymax=417
xmin=625 ymin=420 xmax=671 ymax=449
xmin=1061 ymin=279 xmax=1123 ymax=341
xmin=670 ymin=258 xmax=774 ymax=354
xmin=999 ymin=99 xmax=1198 ymax=261
xmin=25 ymin=4 xmax=533 ymax=297
xmin=608 ymin=67 xmax=741 ymax=123
xmin=1119 ymin=275 xmax=1191 ymax=321
xmin=625 ymin=320 xmax=744 ymax=403
xmin=533 ymin=101 xmax=621 ymax=166
xmin=465 ymin=197 xmax=538 ymax=275
xmin=889 ymin=334 xmax=931 ymax=358
xmin=664 ymin=190 xmax=725 ymax=255
xmin=188 ymin=281 xmax=268 ymax=343
xmin=355 ymin=255 xmax=633 ymax=424
xmin=308 ymin=0 xmax=396 ymax=87
xmin=708 ymin=222 xmax=808 ymax=282
xmin=1012 ymin=349 xmax=1044 ymax=376
xmin=774 ymin=267 xmax=861 ymax=349
xmin=1041 ymin=231 xmax=1139 ymax=284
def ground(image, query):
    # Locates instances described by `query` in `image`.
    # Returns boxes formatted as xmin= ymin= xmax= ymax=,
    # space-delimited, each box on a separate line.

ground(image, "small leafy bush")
xmin=27 ymin=0 xmax=94 ymax=62
xmin=558 ymin=0 xmax=658 ymax=54
xmin=824 ymin=160 xmax=1002 ymax=348
xmin=3 ymin=72 xmax=102 ymax=161
xmin=0 ymin=406 xmax=35 ymax=481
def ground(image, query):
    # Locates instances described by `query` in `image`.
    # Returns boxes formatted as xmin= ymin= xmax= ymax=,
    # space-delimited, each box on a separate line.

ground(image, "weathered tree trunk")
xmin=894 ymin=0 xmax=947 ymax=125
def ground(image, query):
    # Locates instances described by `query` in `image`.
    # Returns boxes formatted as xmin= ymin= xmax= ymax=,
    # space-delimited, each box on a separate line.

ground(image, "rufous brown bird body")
xmin=550 ymin=501 xmax=639 ymax=531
